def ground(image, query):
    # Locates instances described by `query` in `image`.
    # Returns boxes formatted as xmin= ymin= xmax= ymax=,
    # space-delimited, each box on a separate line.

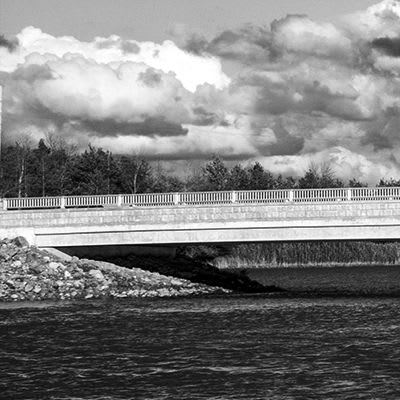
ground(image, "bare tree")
xmin=15 ymin=135 xmax=32 ymax=198
xmin=44 ymin=132 xmax=77 ymax=195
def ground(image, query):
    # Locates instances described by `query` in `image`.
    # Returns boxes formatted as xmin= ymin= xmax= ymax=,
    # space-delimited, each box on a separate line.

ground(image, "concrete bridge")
xmin=1 ymin=187 xmax=400 ymax=256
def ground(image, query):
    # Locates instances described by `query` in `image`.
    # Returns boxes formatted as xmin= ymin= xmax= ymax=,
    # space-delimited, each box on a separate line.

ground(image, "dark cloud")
xmin=253 ymin=78 xmax=368 ymax=122
xmin=361 ymin=108 xmax=400 ymax=150
xmin=120 ymin=41 xmax=140 ymax=54
xmin=208 ymin=26 xmax=275 ymax=64
xmin=95 ymin=38 xmax=116 ymax=49
xmin=192 ymin=106 xmax=221 ymax=126
xmin=183 ymin=25 xmax=277 ymax=64
xmin=362 ymin=130 xmax=392 ymax=150
xmin=301 ymin=81 xmax=366 ymax=121
xmin=138 ymin=68 xmax=162 ymax=87
xmin=142 ymin=147 xmax=255 ymax=162
xmin=371 ymin=36 xmax=400 ymax=57
xmin=96 ymin=38 xmax=140 ymax=54
xmin=11 ymin=63 xmax=54 ymax=83
xmin=268 ymin=120 xmax=304 ymax=156
xmin=80 ymin=116 xmax=188 ymax=138
xmin=251 ymin=119 xmax=304 ymax=156
xmin=183 ymin=34 xmax=209 ymax=55
xmin=0 ymin=35 xmax=19 ymax=52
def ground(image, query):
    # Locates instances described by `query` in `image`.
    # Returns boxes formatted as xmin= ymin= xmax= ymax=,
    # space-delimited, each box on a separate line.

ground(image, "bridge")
xmin=1 ymin=187 xmax=400 ymax=257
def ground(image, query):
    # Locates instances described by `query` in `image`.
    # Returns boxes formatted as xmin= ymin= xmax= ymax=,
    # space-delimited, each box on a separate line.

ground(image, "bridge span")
xmin=1 ymin=187 xmax=400 ymax=252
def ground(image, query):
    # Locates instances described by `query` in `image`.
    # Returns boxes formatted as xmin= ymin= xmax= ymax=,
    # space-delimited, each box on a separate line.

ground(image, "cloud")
xmin=1 ymin=34 xmax=233 ymax=143
xmin=80 ymin=117 xmax=189 ymax=138
xmin=371 ymin=36 xmax=400 ymax=56
xmin=3 ymin=2 xmax=400 ymax=184
xmin=7 ymin=26 xmax=230 ymax=92
xmin=207 ymin=25 xmax=275 ymax=65
xmin=344 ymin=0 xmax=400 ymax=40
xmin=4 ymin=55 xmax=192 ymax=135
xmin=257 ymin=146 xmax=400 ymax=184
xmin=271 ymin=15 xmax=352 ymax=60
xmin=0 ymin=35 xmax=18 ymax=52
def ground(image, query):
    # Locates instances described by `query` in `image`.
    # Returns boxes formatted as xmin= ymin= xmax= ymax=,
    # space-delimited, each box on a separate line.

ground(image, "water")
xmin=1 ymin=289 xmax=400 ymax=399
xmin=247 ymin=264 xmax=400 ymax=296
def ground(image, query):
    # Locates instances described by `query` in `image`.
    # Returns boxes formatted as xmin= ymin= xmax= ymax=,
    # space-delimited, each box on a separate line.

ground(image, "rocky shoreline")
xmin=0 ymin=238 xmax=230 ymax=302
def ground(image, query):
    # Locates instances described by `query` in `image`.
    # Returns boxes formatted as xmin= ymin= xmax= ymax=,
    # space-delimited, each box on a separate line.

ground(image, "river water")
xmin=1 ymin=267 xmax=400 ymax=399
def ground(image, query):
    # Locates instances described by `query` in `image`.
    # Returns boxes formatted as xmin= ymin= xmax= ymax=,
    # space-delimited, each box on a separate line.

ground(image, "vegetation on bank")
xmin=180 ymin=241 xmax=400 ymax=269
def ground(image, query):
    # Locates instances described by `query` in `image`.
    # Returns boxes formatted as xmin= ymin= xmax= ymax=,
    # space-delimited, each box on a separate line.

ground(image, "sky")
xmin=0 ymin=0 xmax=378 ymax=42
xmin=1 ymin=0 xmax=400 ymax=183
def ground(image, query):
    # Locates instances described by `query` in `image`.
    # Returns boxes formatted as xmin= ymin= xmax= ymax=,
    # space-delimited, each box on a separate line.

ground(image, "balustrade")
xmin=2 ymin=187 xmax=400 ymax=210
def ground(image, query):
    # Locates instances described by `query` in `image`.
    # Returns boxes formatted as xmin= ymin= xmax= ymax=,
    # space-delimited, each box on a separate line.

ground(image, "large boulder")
xmin=88 ymin=269 xmax=105 ymax=281
xmin=13 ymin=236 xmax=30 ymax=248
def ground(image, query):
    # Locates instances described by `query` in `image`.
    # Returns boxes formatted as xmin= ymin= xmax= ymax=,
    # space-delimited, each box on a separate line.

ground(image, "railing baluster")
xmin=3 ymin=186 xmax=400 ymax=210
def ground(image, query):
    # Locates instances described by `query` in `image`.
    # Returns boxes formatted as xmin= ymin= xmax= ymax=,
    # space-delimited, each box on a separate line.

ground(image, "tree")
xmin=227 ymin=164 xmax=249 ymax=190
xmin=298 ymin=162 xmax=343 ymax=189
xmin=0 ymin=144 xmax=20 ymax=197
xmin=247 ymin=162 xmax=275 ymax=190
xmin=14 ymin=136 xmax=32 ymax=198
xmin=378 ymin=178 xmax=400 ymax=187
xmin=298 ymin=163 xmax=320 ymax=189
xmin=349 ymin=178 xmax=365 ymax=187
xmin=202 ymin=156 xmax=229 ymax=191
xmin=29 ymin=139 xmax=51 ymax=197
xmin=275 ymin=174 xmax=296 ymax=189
xmin=69 ymin=145 xmax=119 ymax=195
xmin=43 ymin=132 xmax=77 ymax=195
xmin=319 ymin=163 xmax=343 ymax=188
xmin=118 ymin=156 xmax=153 ymax=194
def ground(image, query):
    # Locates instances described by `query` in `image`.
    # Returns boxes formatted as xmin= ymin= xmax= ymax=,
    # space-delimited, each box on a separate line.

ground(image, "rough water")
xmin=1 ymin=284 xmax=400 ymax=399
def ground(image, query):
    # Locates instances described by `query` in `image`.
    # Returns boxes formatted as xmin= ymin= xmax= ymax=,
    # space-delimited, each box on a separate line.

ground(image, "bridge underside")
xmin=33 ymin=221 xmax=400 ymax=249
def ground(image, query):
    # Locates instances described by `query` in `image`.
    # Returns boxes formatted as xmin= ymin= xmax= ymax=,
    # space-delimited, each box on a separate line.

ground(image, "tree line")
xmin=0 ymin=137 xmax=398 ymax=198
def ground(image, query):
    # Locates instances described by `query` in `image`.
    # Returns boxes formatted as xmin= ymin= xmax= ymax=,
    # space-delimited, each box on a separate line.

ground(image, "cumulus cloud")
xmin=258 ymin=147 xmax=400 ymax=184
xmin=3 ymin=1 xmax=400 ymax=183
xmin=271 ymin=15 xmax=353 ymax=60
xmin=344 ymin=0 xmax=400 ymax=40
xmin=1 ymin=28 xmax=233 ymax=146
xmin=12 ymin=27 xmax=230 ymax=91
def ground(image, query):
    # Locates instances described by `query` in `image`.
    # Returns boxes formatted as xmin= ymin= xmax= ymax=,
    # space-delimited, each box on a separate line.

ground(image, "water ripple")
xmin=1 ymin=294 xmax=400 ymax=399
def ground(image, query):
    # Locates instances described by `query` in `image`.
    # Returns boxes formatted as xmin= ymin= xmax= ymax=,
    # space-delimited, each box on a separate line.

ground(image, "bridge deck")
xmin=1 ymin=190 xmax=400 ymax=247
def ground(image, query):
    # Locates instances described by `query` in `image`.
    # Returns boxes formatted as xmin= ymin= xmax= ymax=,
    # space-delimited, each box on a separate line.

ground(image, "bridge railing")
xmin=293 ymin=188 xmax=348 ymax=202
xmin=2 ymin=187 xmax=400 ymax=210
xmin=350 ymin=187 xmax=400 ymax=201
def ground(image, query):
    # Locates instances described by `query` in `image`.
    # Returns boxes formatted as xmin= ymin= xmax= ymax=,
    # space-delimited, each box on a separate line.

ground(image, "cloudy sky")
xmin=2 ymin=0 xmax=400 ymax=182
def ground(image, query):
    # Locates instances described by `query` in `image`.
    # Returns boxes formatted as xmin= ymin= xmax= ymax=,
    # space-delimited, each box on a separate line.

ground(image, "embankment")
xmin=0 ymin=238 xmax=282 ymax=302
xmin=0 ymin=238 xmax=230 ymax=302
xmin=98 ymin=254 xmax=282 ymax=294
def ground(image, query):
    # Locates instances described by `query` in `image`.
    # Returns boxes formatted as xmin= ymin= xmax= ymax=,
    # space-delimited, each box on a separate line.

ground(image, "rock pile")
xmin=0 ymin=238 xmax=229 ymax=302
